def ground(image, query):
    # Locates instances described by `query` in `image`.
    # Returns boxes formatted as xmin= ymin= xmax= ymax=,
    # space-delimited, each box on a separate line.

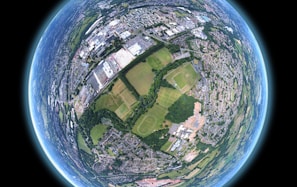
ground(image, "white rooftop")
xmin=128 ymin=43 xmax=142 ymax=56
xmin=113 ymin=48 xmax=135 ymax=69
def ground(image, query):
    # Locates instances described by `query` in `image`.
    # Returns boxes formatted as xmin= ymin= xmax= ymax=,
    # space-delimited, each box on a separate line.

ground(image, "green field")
xmin=115 ymin=103 xmax=129 ymax=120
xmin=126 ymin=63 xmax=155 ymax=95
xmin=120 ymin=89 xmax=137 ymax=107
xmin=77 ymin=132 xmax=91 ymax=154
xmin=165 ymin=63 xmax=200 ymax=93
xmin=94 ymin=93 xmax=123 ymax=111
xmin=147 ymin=48 xmax=172 ymax=70
xmin=158 ymin=167 xmax=191 ymax=179
xmin=174 ymin=73 xmax=187 ymax=88
xmin=59 ymin=110 xmax=63 ymax=123
xmin=132 ymin=104 xmax=167 ymax=137
xmin=94 ymin=79 xmax=137 ymax=120
xmin=197 ymin=149 xmax=219 ymax=169
xmin=156 ymin=87 xmax=182 ymax=108
xmin=132 ymin=87 xmax=181 ymax=137
xmin=90 ymin=124 xmax=108 ymax=145
xmin=161 ymin=140 xmax=174 ymax=152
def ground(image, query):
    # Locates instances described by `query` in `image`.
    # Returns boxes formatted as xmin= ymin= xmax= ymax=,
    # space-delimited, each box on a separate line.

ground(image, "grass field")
xmin=126 ymin=63 xmax=155 ymax=95
xmin=120 ymin=89 xmax=137 ymax=107
xmin=90 ymin=124 xmax=108 ymax=145
xmin=115 ymin=103 xmax=129 ymax=120
xmin=197 ymin=149 xmax=219 ymax=169
xmin=156 ymin=87 xmax=182 ymax=108
xmin=147 ymin=48 xmax=172 ymax=70
xmin=132 ymin=87 xmax=181 ymax=137
xmin=165 ymin=63 xmax=200 ymax=93
xmin=111 ymin=79 xmax=126 ymax=95
xmin=94 ymin=79 xmax=137 ymax=120
xmin=185 ymin=168 xmax=201 ymax=179
xmin=132 ymin=104 xmax=167 ymax=137
xmin=174 ymin=73 xmax=187 ymax=88
xmin=94 ymin=94 xmax=123 ymax=111
xmin=77 ymin=132 xmax=91 ymax=154
xmin=161 ymin=140 xmax=174 ymax=152
xmin=158 ymin=167 xmax=191 ymax=179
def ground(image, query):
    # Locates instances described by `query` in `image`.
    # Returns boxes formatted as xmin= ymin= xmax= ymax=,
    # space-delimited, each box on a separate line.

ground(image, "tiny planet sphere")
xmin=27 ymin=0 xmax=269 ymax=186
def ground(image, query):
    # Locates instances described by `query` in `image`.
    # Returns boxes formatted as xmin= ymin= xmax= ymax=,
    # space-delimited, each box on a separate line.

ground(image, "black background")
xmin=9 ymin=0 xmax=290 ymax=186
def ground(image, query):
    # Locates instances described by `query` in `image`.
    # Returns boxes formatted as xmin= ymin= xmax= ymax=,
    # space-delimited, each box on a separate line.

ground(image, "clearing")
xmin=132 ymin=104 xmax=167 ymax=137
xmin=126 ymin=63 xmax=155 ymax=95
xmin=165 ymin=62 xmax=200 ymax=93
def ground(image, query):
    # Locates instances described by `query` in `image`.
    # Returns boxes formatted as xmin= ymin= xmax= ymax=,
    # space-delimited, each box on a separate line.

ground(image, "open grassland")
xmin=156 ymin=87 xmax=182 ymax=108
xmin=77 ymin=132 xmax=91 ymax=154
xmin=132 ymin=104 xmax=167 ymax=137
xmin=120 ymin=89 xmax=137 ymax=107
xmin=94 ymin=79 xmax=137 ymax=120
xmin=115 ymin=103 xmax=130 ymax=120
xmin=126 ymin=63 xmax=154 ymax=95
xmin=161 ymin=140 xmax=174 ymax=152
xmin=90 ymin=124 xmax=108 ymax=145
xmin=158 ymin=167 xmax=191 ymax=179
xmin=165 ymin=63 xmax=200 ymax=93
xmin=147 ymin=48 xmax=172 ymax=70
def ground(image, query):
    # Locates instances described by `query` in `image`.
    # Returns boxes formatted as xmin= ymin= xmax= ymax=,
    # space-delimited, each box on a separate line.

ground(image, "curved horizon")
xmin=26 ymin=1 xmax=272 ymax=186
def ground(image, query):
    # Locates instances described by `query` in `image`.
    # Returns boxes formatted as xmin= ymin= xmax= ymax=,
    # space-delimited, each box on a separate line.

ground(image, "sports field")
xmin=120 ymin=89 xmax=137 ymax=107
xmin=156 ymin=87 xmax=182 ymax=108
xmin=115 ymin=103 xmax=129 ymax=120
xmin=165 ymin=63 xmax=200 ymax=93
xmin=90 ymin=124 xmax=108 ymax=145
xmin=126 ymin=63 xmax=154 ymax=95
xmin=132 ymin=104 xmax=167 ymax=137
xmin=132 ymin=87 xmax=182 ymax=137
xmin=147 ymin=48 xmax=172 ymax=70
xmin=94 ymin=79 xmax=137 ymax=120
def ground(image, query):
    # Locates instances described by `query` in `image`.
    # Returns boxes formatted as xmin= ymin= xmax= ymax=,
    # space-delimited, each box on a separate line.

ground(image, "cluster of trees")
xmin=196 ymin=141 xmax=209 ymax=152
xmin=99 ymin=36 xmax=124 ymax=59
xmin=141 ymin=129 xmax=170 ymax=151
xmin=160 ymin=79 xmax=175 ymax=89
xmin=166 ymin=94 xmax=198 ymax=123
xmin=78 ymin=107 xmax=127 ymax=134
xmin=166 ymin=43 xmax=181 ymax=53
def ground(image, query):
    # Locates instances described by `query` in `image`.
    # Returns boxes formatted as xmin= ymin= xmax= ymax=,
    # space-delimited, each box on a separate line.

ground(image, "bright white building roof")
xmin=120 ymin=31 xmax=131 ymax=39
xmin=128 ymin=43 xmax=142 ymax=56
xmin=103 ymin=62 xmax=114 ymax=78
xmin=109 ymin=19 xmax=120 ymax=27
xmin=113 ymin=48 xmax=135 ymax=69
xmin=165 ymin=30 xmax=174 ymax=37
